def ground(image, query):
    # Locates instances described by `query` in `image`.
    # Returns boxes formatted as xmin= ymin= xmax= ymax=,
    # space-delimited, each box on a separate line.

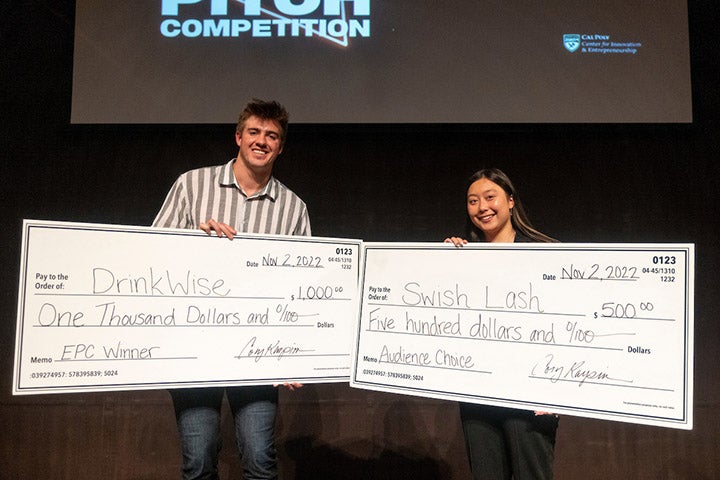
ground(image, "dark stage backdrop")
xmin=1 ymin=1 xmax=719 ymax=479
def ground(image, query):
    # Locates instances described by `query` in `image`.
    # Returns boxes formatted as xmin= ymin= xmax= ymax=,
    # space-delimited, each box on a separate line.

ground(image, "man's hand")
xmin=199 ymin=219 xmax=237 ymax=239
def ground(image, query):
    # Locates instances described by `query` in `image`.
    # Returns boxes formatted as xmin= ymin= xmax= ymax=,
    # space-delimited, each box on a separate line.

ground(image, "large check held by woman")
xmin=14 ymin=220 xmax=361 ymax=394
xmin=351 ymin=243 xmax=694 ymax=429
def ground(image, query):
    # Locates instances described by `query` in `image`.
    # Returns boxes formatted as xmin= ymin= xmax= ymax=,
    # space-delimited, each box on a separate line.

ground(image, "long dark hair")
xmin=465 ymin=168 xmax=557 ymax=243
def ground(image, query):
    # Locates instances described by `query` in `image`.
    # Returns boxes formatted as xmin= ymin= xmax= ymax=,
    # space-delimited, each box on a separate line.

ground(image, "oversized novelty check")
xmin=14 ymin=220 xmax=360 ymax=394
xmin=351 ymin=243 xmax=694 ymax=429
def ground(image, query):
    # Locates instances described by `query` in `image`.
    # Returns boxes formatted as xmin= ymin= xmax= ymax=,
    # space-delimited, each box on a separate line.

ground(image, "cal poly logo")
xmin=563 ymin=34 xmax=580 ymax=52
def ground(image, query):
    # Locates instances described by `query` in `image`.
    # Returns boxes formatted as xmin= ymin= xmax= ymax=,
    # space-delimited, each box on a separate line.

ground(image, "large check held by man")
xmin=351 ymin=243 xmax=694 ymax=429
xmin=14 ymin=220 xmax=360 ymax=394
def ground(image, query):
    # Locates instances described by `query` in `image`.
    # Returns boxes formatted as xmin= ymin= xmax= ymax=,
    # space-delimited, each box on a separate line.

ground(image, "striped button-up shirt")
xmin=153 ymin=159 xmax=311 ymax=236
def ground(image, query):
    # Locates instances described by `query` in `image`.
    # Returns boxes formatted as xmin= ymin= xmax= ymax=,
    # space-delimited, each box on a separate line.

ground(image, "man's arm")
xmin=295 ymin=204 xmax=311 ymax=236
xmin=153 ymin=176 xmax=189 ymax=229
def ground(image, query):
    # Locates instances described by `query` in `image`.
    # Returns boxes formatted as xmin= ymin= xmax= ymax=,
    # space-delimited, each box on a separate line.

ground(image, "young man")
xmin=153 ymin=99 xmax=310 ymax=480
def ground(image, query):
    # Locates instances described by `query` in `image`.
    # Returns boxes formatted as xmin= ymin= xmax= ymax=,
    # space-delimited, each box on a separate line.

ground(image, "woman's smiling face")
xmin=466 ymin=177 xmax=515 ymax=242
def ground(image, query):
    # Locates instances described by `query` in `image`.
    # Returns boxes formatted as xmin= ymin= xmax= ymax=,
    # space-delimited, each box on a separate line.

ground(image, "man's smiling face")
xmin=235 ymin=115 xmax=284 ymax=175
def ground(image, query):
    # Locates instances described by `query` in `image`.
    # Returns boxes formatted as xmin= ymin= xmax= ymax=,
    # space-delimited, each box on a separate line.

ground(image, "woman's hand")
xmin=444 ymin=237 xmax=468 ymax=247
xmin=274 ymin=382 xmax=303 ymax=391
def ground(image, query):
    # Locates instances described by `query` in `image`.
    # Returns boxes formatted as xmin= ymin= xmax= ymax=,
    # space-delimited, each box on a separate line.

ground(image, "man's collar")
xmin=220 ymin=159 xmax=277 ymax=200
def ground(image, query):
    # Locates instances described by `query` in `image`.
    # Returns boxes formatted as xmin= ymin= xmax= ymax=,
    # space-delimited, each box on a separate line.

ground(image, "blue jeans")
xmin=171 ymin=386 xmax=278 ymax=480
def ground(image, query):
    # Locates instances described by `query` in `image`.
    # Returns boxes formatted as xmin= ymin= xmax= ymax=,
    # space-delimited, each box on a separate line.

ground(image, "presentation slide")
xmin=71 ymin=1 xmax=692 ymax=123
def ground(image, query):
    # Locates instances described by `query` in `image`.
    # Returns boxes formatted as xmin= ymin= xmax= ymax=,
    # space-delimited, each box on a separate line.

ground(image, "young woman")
xmin=445 ymin=168 xmax=559 ymax=480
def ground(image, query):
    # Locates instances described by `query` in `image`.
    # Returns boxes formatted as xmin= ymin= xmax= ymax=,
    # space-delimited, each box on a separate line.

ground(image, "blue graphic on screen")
xmin=563 ymin=34 xmax=580 ymax=52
